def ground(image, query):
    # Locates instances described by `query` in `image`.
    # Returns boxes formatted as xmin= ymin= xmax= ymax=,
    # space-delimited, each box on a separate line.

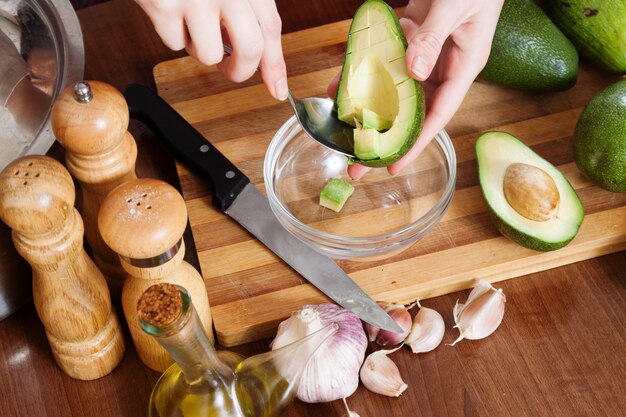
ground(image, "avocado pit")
xmin=503 ymin=163 xmax=560 ymax=221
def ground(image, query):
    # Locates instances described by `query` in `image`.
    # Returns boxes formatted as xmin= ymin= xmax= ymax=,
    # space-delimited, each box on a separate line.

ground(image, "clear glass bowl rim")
xmin=263 ymin=116 xmax=457 ymax=257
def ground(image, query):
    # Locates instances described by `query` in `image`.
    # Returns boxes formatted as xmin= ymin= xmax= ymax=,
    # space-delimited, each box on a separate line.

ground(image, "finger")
xmin=184 ymin=4 xmax=224 ymax=66
xmin=326 ymin=71 xmax=341 ymax=99
xmin=403 ymin=2 xmax=463 ymax=81
xmin=388 ymin=67 xmax=476 ymax=176
xmin=218 ymin=0 xmax=264 ymax=83
xmin=248 ymin=0 xmax=288 ymax=100
xmin=143 ymin=8 xmax=187 ymax=51
xmin=347 ymin=163 xmax=371 ymax=181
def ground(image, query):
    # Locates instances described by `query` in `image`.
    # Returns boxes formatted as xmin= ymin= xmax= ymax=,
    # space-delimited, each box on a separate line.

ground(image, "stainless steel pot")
xmin=0 ymin=0 xmax=84 ymax=321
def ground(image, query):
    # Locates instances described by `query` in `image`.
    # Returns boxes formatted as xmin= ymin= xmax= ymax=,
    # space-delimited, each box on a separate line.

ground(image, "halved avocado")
xmin=335 ymin=0 xmax=425 ymax=167
xmin=476 ymin=131 xmax=584 ymax=251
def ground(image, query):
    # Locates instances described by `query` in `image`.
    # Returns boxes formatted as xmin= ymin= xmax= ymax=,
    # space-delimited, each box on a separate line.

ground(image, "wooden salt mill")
xmin=0 ymin=156 xmax=125 ymax=380
xmin=51 ymin=80 xmax=137 ymax=299
xmin=98 ymin=178 xmax=213 ymax=372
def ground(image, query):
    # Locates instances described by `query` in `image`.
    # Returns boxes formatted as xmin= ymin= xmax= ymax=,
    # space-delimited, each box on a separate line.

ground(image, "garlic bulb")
xmin=359 ymin=346 xmax=407 ymax=397
xmin=452 ymin=281 xmax=506 ymax=345
xmin=405 ymin=301 xmax=445 ymax=354
xmin=271 ymin=304 xmax=367 ymax=403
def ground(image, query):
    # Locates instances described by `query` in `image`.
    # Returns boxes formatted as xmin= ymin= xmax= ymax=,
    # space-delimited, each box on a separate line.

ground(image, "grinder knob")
xmin=51 ymin=80 xmax=129 ymax=156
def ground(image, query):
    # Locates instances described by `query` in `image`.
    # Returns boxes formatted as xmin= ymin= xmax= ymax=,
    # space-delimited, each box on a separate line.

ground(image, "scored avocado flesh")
xmin=335 ymin=0 xmax=424 ymax=167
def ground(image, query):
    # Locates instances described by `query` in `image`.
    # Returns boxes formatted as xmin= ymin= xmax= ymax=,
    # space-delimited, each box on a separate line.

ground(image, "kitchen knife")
xmin=124 ymin=83 xmax=402 ymax=334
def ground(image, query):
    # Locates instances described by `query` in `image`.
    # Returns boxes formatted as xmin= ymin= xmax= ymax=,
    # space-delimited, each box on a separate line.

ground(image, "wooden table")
xmin=1 ymin=1 xmax=624 ymax=416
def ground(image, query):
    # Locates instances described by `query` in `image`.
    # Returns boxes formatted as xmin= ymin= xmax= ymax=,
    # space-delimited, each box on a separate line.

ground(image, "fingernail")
xmin=411 ymin=56 xmax=429 ymax=80
xmin=275 ymin=77 xmax=289 ymax=101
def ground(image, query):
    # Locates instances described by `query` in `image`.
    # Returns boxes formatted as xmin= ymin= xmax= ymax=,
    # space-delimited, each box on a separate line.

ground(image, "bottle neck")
xmin=141 ymin=290 xmax=233 ymax=386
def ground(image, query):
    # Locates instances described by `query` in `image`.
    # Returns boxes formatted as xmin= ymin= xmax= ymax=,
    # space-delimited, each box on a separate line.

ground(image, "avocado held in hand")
xmin=479 ymin=0 xmax=579 ymax=91
xmin=476 ymin=131 xmax=584 ymax=251
xmin=335 ymin=0 xmax=425 ymax=167
xmin=574 ymin=79 xmax=626 ymax=192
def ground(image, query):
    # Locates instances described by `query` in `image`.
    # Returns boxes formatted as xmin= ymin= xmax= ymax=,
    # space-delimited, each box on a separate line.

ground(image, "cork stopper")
xmin=51 ymin=80 xmax=129 ymax=156
xmin=137 ymin=283 xmax=183 ymax=329
xmin=0 ymin=156 xmax=75 ymax=234
xmin=98 ymin=178 xmax=188 ymax=259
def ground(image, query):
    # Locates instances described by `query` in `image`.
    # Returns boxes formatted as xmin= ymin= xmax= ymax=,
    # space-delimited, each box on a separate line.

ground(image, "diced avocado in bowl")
xmin=319 ymin=178 xmax=355 ymax=213
xmin=335 ymin=0 xmax=425 ymax=167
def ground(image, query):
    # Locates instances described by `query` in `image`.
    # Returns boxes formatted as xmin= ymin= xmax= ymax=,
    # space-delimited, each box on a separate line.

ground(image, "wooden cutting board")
xmin=154 ymin=16 xmax=626 ymax=347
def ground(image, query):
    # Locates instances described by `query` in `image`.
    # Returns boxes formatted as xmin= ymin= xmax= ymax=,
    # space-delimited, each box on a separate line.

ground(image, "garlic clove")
xmin=451 ymin=281 xmax=506 ymax=346
xmin=405 ymin=301 xmax=445 ymax=354
xmin=375 ymin=305 xmax=412 ymax=346
xmin=376 ymin=303 xmax=415 ymax=346
xmin=363 ymin=321 xmax=380 ymax=342
xmin=359 ymin=346 xmax=407 ymax=397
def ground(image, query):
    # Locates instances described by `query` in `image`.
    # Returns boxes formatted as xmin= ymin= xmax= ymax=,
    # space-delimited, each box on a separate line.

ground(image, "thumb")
xmin=402 ymin=4 xmax=459 ymax=81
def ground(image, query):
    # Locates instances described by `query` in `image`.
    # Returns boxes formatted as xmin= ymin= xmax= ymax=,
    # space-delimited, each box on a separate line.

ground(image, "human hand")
xmin=330 ymin=0 xmax=504 ymax=179
xmin=135 ymin=0 xmax=288 ymax=101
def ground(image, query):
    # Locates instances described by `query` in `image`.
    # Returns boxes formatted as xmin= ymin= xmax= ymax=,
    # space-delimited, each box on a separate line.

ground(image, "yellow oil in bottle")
xmin=234 ymin=361 xmax=291 ymax=417
xmin=149 ymin=351 xmax=245 ymax=417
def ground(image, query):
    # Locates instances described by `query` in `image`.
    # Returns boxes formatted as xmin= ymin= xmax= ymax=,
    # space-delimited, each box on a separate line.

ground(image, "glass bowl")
xmin=263 ymin=116 xmax=456 ymax=260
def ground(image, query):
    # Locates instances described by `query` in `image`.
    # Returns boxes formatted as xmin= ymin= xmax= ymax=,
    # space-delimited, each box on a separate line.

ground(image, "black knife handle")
xmin=124 ymin=83 xmax=249 ymax=212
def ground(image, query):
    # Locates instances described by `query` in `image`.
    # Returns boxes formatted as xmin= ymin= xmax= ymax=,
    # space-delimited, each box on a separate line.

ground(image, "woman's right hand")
xmin=135 ymin=0 xmax=289 ymax=101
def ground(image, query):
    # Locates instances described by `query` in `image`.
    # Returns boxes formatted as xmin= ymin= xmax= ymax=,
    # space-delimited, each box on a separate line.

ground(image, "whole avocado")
xmin=544 ymin=0 xmax=626 ymax=74
xmin=573 ymin=79 xmax=626 ymax=192
xmin=479 ymin=0 xmax=579 ymax=91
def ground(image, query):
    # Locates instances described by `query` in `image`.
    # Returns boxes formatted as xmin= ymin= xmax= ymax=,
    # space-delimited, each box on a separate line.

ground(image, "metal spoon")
xmin=223 ymin=44 xmax=356 ymax=157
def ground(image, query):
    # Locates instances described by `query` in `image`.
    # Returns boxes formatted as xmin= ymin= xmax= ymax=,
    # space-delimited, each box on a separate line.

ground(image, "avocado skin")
xmin=573 ymin=79 xmax=626 ymax=193
xmin=544 ymin=0 xmax=626 ymax=75
xmin=488 ymin=208 xmax=577 ymax=252
xmin=479 ymin=0 xmax=579 ymax=91
xmin=337 ymin=0 xmax=425 ymax=168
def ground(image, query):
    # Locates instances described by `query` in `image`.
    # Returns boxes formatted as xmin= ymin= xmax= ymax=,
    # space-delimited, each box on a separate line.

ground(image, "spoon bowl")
xmin=287 ymin=93 xmax=356 ymax=157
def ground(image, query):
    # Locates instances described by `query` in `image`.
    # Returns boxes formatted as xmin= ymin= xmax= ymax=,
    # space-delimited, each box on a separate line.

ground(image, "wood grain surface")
xmin=153 ymin=15 xmax=626 ymax=346
xmin=0 ymin=1 xmax=624 ymax=417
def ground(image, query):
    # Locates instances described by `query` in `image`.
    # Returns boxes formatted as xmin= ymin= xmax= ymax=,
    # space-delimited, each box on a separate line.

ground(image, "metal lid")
xmin=0 ymin=0 xmax=84 ymax=171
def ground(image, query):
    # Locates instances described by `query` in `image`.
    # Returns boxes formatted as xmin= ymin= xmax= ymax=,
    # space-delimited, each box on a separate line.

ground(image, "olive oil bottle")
xmin=138 ymin=283 xmax=337 ymax=417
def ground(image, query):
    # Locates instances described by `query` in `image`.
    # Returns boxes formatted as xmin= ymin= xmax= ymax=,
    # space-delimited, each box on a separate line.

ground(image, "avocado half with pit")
xmin=335 ymin=0 xmax=425 ymax=167
xmin=476 ymin=131 xmax=584 ymax=251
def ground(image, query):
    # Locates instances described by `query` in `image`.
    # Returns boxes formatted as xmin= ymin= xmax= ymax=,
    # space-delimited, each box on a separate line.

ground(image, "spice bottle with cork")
xmin=137 ymin=283 xmax=338 ymax=417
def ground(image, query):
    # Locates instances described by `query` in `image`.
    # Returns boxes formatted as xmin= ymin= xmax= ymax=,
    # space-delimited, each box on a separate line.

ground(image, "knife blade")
xmin=124 ymin=83 xmax=403 ymax=334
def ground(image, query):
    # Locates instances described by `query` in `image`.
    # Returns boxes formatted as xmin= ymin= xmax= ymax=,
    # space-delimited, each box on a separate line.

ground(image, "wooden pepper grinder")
xmin=98 ymin=178 xmax=213 ymax=372
xmin=51 ymin=80 xmax=138 ymax=299
xmin=0 ymin=156 xmax=125 ymax=380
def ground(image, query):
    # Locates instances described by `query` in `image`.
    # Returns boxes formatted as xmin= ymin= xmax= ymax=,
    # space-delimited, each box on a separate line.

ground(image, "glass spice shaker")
xmin=137 ymin=283 xmax=338 ymax=417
